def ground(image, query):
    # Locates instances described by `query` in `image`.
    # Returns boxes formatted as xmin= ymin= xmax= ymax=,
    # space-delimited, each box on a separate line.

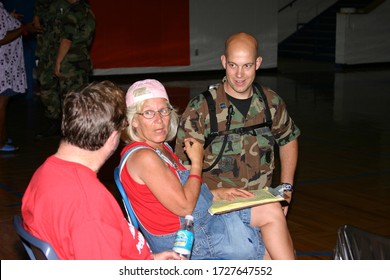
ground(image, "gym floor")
xmin=1 ymin=57 xmax=389 ymax=260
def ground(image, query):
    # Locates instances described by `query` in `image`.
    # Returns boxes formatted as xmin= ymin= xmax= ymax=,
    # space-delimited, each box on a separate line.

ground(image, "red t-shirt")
xmin=22 ymin=156 xmax=152 ymax=260
xmin=120 ymin=142 xmax=183 ymax=235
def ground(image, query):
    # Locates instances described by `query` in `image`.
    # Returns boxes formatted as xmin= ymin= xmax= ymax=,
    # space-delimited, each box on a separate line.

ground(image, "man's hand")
xmin=282 ymin=191 xmax=292 ymax=216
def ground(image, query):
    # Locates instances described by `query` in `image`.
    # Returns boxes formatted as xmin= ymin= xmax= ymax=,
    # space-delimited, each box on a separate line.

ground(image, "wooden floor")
xmin=1 ymin=58 xmax=389 ymax=260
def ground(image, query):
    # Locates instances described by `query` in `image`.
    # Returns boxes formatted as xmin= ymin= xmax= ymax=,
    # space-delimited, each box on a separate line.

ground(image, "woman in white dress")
xmin=0 ymin=2 xmax=38 ymax=152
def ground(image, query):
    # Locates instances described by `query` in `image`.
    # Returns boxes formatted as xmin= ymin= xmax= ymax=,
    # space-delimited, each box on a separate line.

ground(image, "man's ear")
xmin=103 ymin=130 xmax=121 ymax=159
xmin=255 ymin=56 xmax=263 ymax=70
xmin=107 ymin=130 xmax=120 ymax=145
xmin=221 ymin=54 xmax=227 ymax=69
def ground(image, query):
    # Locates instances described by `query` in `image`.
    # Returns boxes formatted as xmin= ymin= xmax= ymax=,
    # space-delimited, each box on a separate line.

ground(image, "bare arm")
xmin=55 ymin=38 xmax=72 ymax=77
xmin=127 ymin=139 xmax=204 ymax=216
xmin=278 ymin=139 xmax=298 ymax=213
xmin=0 ymin=22 xmax=39 ymax=46
xmin=0 ymin=28 xmax=22 ymax=45
xmin=279 ymin=139 xmax=298 ymax=187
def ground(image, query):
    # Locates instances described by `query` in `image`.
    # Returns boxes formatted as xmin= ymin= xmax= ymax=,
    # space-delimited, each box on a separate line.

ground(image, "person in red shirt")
xmin=21 ymin=80 xmax=180 ymax=260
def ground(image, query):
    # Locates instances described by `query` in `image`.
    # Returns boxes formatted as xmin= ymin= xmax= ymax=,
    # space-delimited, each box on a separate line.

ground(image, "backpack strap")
xmin=254 ymin=82 xmax=272 ymax=127
xmin=201 ymin=90 xmax=218 ymax=149
xmin=217 ymin=122 xmax=271 ymax=136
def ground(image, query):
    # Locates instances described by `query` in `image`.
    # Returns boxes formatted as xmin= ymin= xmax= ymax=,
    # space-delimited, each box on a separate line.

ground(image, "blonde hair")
xmin=123 ymin=99 xmax=179 ymax=143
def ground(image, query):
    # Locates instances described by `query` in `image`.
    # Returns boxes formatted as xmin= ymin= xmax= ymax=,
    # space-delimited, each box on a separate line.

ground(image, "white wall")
xmin=190 ymin=0 xmax=278 ymax=71
xmin=92 ymin=0 xmax=389 ymax=75
xmin=335 ymin=0 xmax=390 ymax=65
xmin=93 ymin=0 xmax=278 ymax=75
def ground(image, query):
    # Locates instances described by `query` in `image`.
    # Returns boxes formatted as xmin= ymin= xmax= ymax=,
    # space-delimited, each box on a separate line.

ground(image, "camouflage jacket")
xmin=35 ymin=0 xmax=96 ymax=64
xmin=57 ymin=0 xmax=96 ymax=65
xmin=34 ymin=0 xmax=70 ymax=59
xmin=175 ymin=81 xmax=301 ymax=191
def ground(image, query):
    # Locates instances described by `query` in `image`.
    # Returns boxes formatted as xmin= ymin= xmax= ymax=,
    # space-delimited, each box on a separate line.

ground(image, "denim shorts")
xmin=140 ymin=170 xmax=265 ymax=260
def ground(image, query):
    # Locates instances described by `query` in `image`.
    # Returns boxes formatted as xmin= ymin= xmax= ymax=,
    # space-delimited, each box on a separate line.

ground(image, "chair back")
xmin=333 ymin=224 xmax=390 ymax=260
xmin=114 ymin=166 xmax=140 ymax=229
xmin=13 ymin=215 xmax=59 ymax=260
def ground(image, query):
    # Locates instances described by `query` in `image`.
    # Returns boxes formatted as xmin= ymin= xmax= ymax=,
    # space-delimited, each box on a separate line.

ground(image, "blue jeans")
xmin=139 ymin=170 xmax=265 ymax=260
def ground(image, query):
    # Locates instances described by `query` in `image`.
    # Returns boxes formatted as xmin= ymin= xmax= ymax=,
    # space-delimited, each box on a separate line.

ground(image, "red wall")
xmin=89 ymin=1 xmax=190 ymax=69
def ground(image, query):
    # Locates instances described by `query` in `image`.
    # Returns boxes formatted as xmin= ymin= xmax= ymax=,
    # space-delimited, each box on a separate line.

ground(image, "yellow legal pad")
xmin=208 ymin=188 xmax=285 ymax=215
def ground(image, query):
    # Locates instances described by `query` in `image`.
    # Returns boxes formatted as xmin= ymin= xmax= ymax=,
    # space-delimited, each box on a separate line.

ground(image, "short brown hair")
xmin=62 ymin=81 xmax=127 ymax=151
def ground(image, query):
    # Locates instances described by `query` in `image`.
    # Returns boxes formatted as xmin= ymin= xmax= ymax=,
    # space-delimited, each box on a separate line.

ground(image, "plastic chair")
xmin=114 ymin=167 xmax=140 ymax=229
xmin=13 ymin=215 xmax=59 ymax=260
xmin=333 ymin=224 xmax=390 ymax=260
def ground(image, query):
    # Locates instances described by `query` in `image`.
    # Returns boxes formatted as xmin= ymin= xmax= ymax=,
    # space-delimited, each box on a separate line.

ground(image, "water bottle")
xmin=172 ymin=215 xmax=194 ymax=259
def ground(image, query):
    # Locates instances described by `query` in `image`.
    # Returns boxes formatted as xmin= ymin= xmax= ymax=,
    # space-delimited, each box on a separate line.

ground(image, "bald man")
xmin=175 ymin=32 xmax=300 ymax=259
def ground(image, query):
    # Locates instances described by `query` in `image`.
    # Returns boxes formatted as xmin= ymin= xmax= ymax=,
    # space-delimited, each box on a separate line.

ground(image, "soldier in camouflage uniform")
xmin=175 ymin=32 xmax=299 ymax=259
xmin=54 ymin=0 xmax=95 ymax=98
xmin=176 ymin=79 xmax=300 ymax=191
xmin=34 ymin=0 xmax=95 ymax=139
xmin=175 ymin=32 xmax=300 ymax=193
xmin=34 ymin=0 xmax=70 ymax=139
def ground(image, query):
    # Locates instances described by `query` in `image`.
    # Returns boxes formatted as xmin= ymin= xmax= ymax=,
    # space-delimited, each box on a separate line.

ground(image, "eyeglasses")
xmin=137 ymin=107 xmax=172 ymax=119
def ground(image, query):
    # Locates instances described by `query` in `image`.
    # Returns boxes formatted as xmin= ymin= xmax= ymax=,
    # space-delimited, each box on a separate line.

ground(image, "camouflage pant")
xmin=37 ymin=58 xmax=91 ymax=120
xmin=37 ymin=56 xmax=61 ymax=120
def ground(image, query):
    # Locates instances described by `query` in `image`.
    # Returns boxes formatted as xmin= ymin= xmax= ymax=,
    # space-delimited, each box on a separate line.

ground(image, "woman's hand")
xmin=210 ymin=187 xmax=255 ymax=201
xmin=152 ymin=251 xmax=184 ymax=260
xmin=24 ymin=22 xmax=41 ymax=34
xmin=32 ymin=16 xmax=43 ymax=33
xmin=10 ymin=10 xmax=23 ymax=21
xmin=183 ymin=138 xmax=204 ymax=171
